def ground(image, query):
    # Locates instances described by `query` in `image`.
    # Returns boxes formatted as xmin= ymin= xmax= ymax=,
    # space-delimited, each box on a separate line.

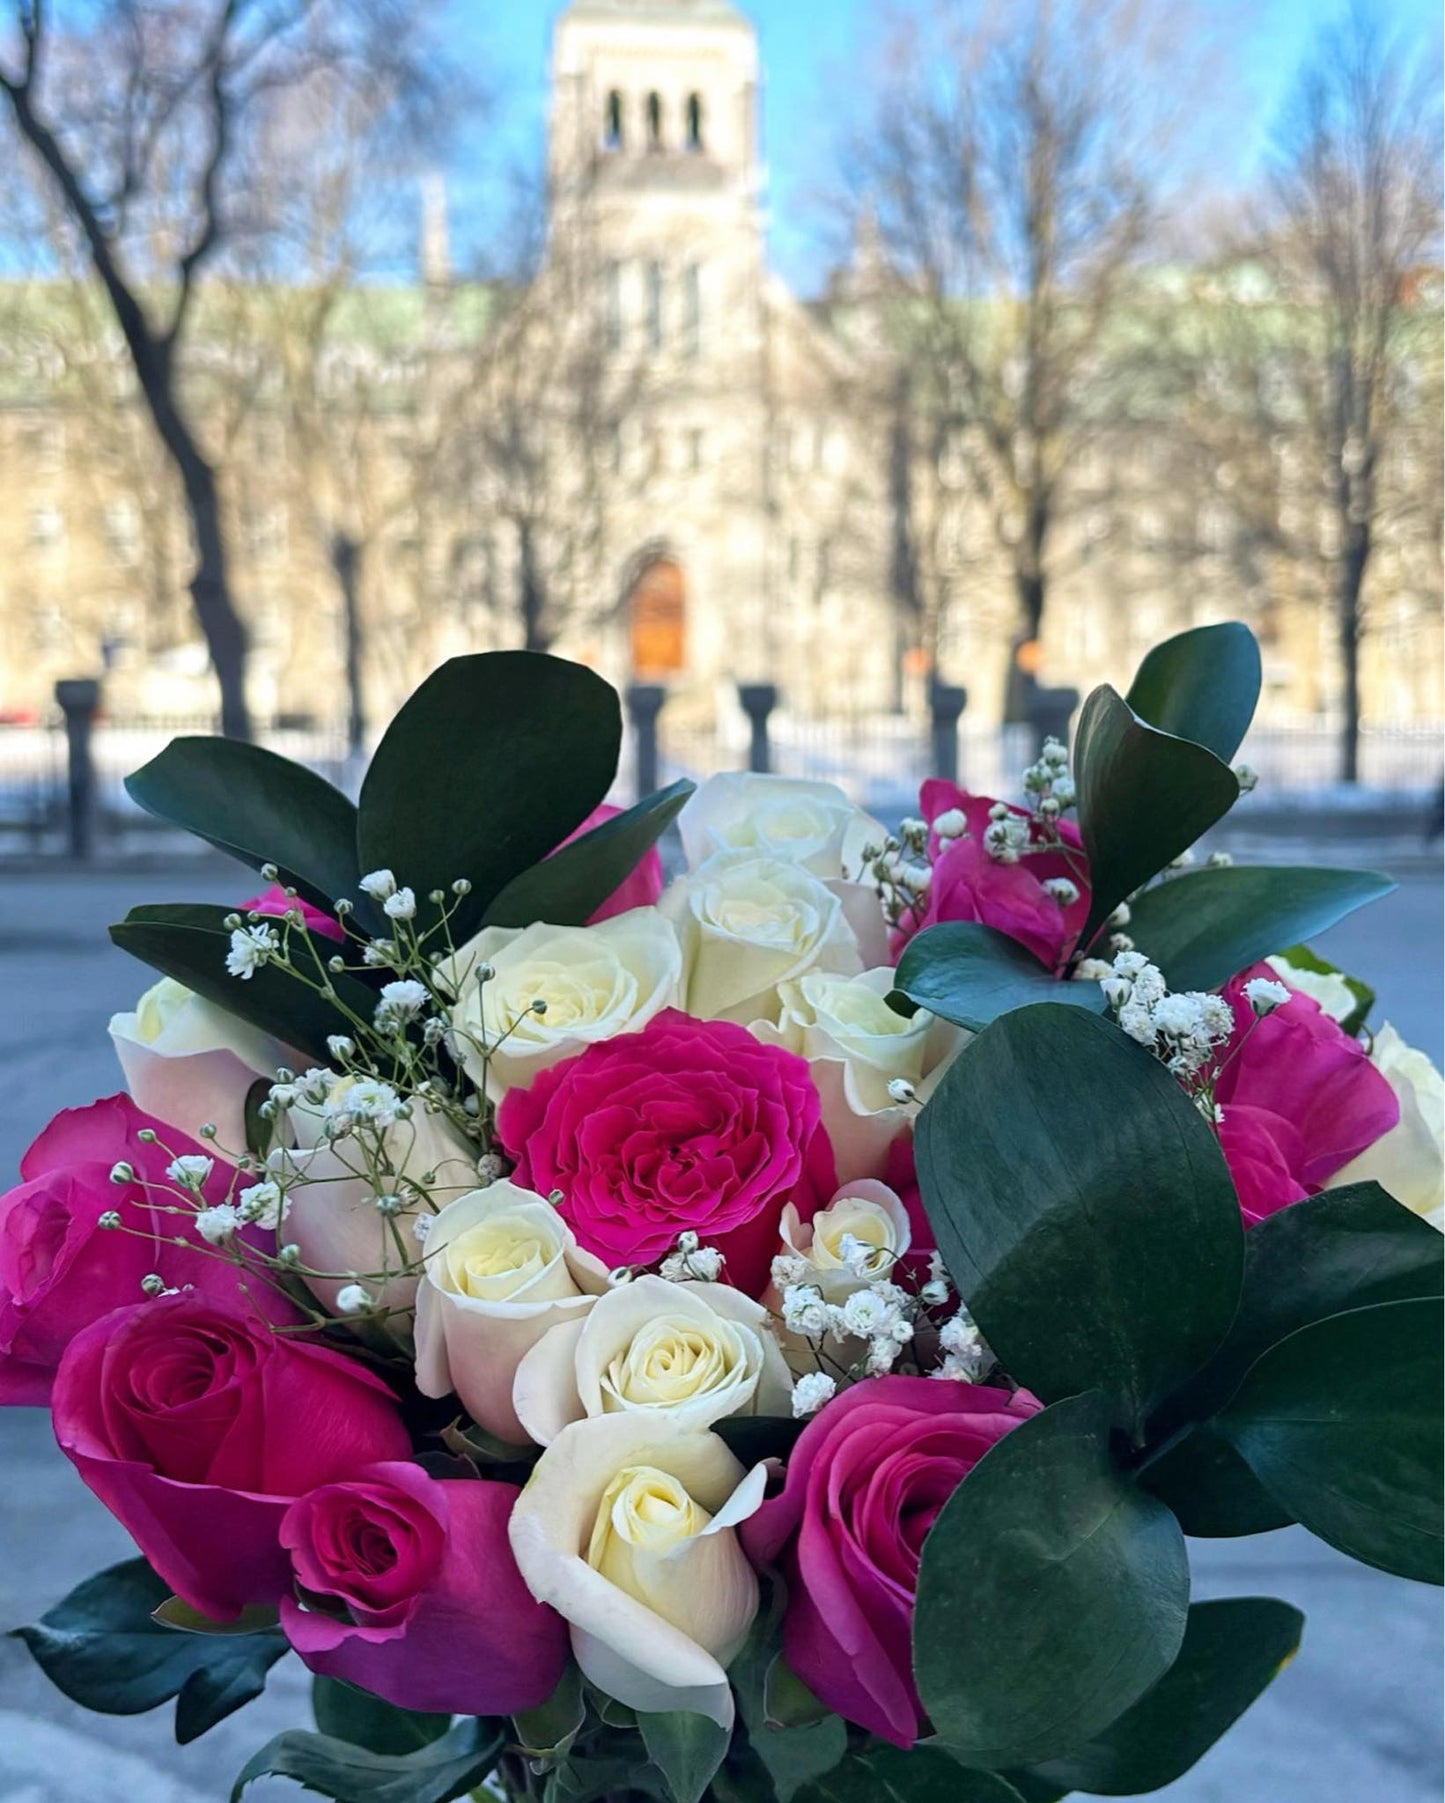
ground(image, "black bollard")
xmin=54 ymin=678 xmax=101 ymax=861
xmin=929 ymin=682 xmax=968 ymax=784
xmin=737 ymin=684 xmax=779 ymax=775
xmin=625 ymin=683 xmax=667 ymax=800
xmin=1026 ymin=686 xmax=1080 ymax=761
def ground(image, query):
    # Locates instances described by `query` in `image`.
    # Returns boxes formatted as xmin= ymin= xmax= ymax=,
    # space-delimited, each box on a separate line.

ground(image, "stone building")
xmin=0 ymin=0 xmax=1439 ymax=747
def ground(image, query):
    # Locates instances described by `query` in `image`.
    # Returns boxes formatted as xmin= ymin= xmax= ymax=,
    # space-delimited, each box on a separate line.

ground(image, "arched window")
xmin=683 ymin=262 xmax=701 ymax=357
xmin=604 ymin=90 xmax=624 ymax=150
xmin=646 ymin=91 xmax=663 ymax=151
xmin=605 ymin=259 xmax=624 ymax=351
xmin=628 ymin=558 xmax=687 ymax=677
xmin=646 ymin=260 xmax=664 ymax=351
xmin=685 ymin=93 xmax=704 ymax=152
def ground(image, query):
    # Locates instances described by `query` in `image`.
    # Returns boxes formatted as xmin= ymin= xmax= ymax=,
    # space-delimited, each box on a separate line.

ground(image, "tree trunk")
xmin=1337 ymin=525 xmax=1369 ymax=785
xmin=1014 ymin=492 xmax=1049 ymax=639
xmin=330 ymin=532 xmax=366 ymax=756
xmin=518 ymin=521 xmax=551 ymax=654
xmin=183 ymin=453 xmax=251 ymax=741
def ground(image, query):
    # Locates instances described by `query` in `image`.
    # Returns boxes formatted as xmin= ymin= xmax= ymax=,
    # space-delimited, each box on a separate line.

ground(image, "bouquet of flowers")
xmin=4 ymin=624 xmax=1439 ymax=1803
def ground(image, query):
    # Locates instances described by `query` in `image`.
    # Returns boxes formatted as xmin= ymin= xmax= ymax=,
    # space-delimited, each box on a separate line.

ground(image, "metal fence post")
xmin=928 ymin=682 xmax=968 ymax=785
xmin=1026 ymin=686 xmax=1081 ymax=760
xmin=737 ymin=684 xmax=779 ymax=775
xmin=54 ymin=678 xmax=101 ymax=861
xmin=625 ymin=683 xmax=666 ymax=800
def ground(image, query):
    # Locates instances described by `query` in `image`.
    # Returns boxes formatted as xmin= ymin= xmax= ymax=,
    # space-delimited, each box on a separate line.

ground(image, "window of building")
xmin=104 ymin=500 xmax=141 ymax=564
xmin=646 ymin=260 xmax=664 ymax=352
xmin=683 ymin=262 xmax=701 ymax=357
xmin=28 ymin=417 xmax=64 ymax=475
xmin=247 ymin=503 xmax=287 ymax=562
xmin=604 ymin=89 xmax=625 ymax=151
xmin=605 ymin=259 xmax=624 ymax=351
xmin=628 ymin=558 xmax=686 ymax=676
xmin=646 ymin=92 xmax=663 ymax=151
xmin=688 ymin=427 xmax=705 ymax=472
xmin=685 ymin=93 xmax=704 ymax=151
xmin=28 ymin=504 xmax=64 ymax=554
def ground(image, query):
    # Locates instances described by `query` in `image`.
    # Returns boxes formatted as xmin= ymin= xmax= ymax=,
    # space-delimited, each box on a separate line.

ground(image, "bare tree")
xmin=0 ymin=0 xmax=450 ymax=738
xmin=843 ymin=0 xmax=1193 ymax=683
xmin=1264 ymin=5 xmax=1442 ymax=780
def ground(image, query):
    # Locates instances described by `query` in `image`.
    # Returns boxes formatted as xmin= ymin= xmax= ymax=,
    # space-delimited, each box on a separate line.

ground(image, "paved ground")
xmin=0 ymin=858 xmax=1439 ymax=1802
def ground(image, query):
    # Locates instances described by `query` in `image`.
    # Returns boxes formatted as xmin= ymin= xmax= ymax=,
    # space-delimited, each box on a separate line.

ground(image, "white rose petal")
xmin=508 ymin=1412 xmax=766 ymax=1729
xmin=1265 ymin=954 xmax=1358 ymax=1023
xmin=413 ymin=1180 xmax=610 ymax=1440
xmin=678 ymin=772 xmax=880 ymax=879
xmin=443 ymin=911 xmax=682 ymax=1097
xmin=1333 ymin=1024 xmax=1445 ymax=1230
xmin=513 ymin=1274 xmax=793 ymax=1445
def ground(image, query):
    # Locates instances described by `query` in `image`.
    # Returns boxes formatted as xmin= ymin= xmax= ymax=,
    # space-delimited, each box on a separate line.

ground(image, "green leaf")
xmin=125 ymin=738 xmax=362 ymax=916
xmin=231 ymin=1718 xmax=504 ymax=1803
xmin=799 ymin=1746 xmax=1024 ymax=1802
xmin=513 ymin=1664 xmax=585 ymax=1761
xmin=730 ymin=1574 xmax=848 ymax=1803
xmin=1220 ymin=1297 xmax=1443 ymax=1583
xmin=1073 ymin=685 xmax=1240 ymax=948
xmin=1139 ymin=1423 xmax=1294 ymax=1538
xmin=311 ymin=1676 xmax=452 ymax=1756
xmin=915 ymin=1004 xmax=1243 ymax=1438
xmin=1124 ymin=622 xmax=1261 ymax=764
xmin=1019 ymin=1597 xmax=1303 ymax=1795
xmin=763 ymin=1657 xmax=831 ymax=1729
xmin=357 ymin=652 xmax=621 ymax=934
xmin=110 ymin=902 xmax=378 ymax=1064
xmin=892 ymin=922 xmax=1106 ymax=1031
xmin=12 ymin=1559 xmax=287 ymax=1745
xmin=1125 ymin=866 xmax=1394 ymax=995
xmin=637 ymin=1710 xmax=730 ymax=1803
xmin=712 ymin=1414 xmax=805 ymax=1465
xmin=1275 ymin=942 xmax=1376 ymax=1035
xmin=483 ymin=780 xmax=693 ymax=928
xmin=153 ymin=1597 xmax=282 ymax=1636
xmin=914 ymin=1393 xmax=1189 ymax=1770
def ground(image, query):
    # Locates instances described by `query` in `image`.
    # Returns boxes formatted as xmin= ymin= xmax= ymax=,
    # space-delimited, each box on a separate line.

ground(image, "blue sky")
xmin=441 ymin=0 xmax=1442 ymax=293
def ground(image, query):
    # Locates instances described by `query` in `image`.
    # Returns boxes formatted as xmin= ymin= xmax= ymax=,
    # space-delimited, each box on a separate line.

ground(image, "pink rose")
xmin=554 ymin=804 xmax=665 ymax=924
xmin=498 ymin=1010 xmax=831 ymax=1296
xmin=742 ymin=1376 xmax=1038 ymax=1746
xmin=890 ymin=782 xmax=1091 ymax=971
xmin=279 ymin=1461 xmax=568 ymax=1716
xmin=0 ymin=1096 xmax=288 ymax=1405
xmin=1215 ymin=965 xmax=1399 ymax=1226
xmin=52 ymin=1291 xmax=411 ymax=1619
xmin=237 ymin=884 xmax=346 ymax=943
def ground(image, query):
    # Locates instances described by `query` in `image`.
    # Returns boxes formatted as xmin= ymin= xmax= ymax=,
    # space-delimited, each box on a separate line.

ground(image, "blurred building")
xmin=0 ymin=0 xmax=1439 ymax=734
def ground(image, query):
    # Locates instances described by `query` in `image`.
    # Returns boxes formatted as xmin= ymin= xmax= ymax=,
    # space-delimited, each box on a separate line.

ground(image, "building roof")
xmin=562 ymin=0 xmax=750 ymax=26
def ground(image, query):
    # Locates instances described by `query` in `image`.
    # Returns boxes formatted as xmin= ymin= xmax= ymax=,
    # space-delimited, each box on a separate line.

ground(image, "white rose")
xmin=756 ymin=968 xmax=962 ymax=1181
xmin=776 ymin=1180 xmax=913 ymax=1306
xmin=679 ymin=771 xmax=881 ymax=879
xmin=443 ymin=911 xmax=682 ymax=1097
xmin=414 ymin=1180 xmax=610 ymax=1440
xmin=270 ymin=1091 xmax=478 ymax=1315
xmin=513 ymin=1273 xmax=793 ymax=1444
xmin=1334 ymin=1024 xmax=1445 ymax=1230
xmin=665 ymin=853 xmax=865 ymax=1025
xmin=1265 ymin=954 xmax=1357 ymax=1023
xmin=109 ymin=976 xmax=296 ymax=1152
xmin=508 ymin=1412 xmax=765 ymax=1728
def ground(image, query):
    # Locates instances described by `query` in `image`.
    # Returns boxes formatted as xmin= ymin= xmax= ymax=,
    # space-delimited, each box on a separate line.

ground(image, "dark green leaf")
xmin=1220 ymin=1298 xmax=1443 ymax=1583
xmin=12 ymin=1558 xmax=286 ymax=1742
xmin=110 ymin=902 xmax=378 ymax=1064
xmin=763 ymin=1657 xmax=830 ymax=1729
xmin=1074 ymin=685 xmax=1240 ymax=947
xmin=125 ymin=738 xmax=363 ymax=916
xmin=1020 ymin=1597 xmax=1303 ymax=1795
xmin=311 ymin=1676 xmax=452 ymax=1756
xmin=730 ymin=1573 xmax=847 ymax=1803
xmin=1125 ymin=866 xmax=1394 ymax=995
xmin=799 ymin=1746 xmax=1024 ymax=1803
xmin=892 ymin=922 xmax=1106 ymax=1031
xmin=712 ymin=1414 xmax=805 ymax=1465
xmin=1002 ymin=1779 xmax=1070 ymax=1803
xmin=1124 ymin=623 xmax=1261 ymax=764
xmin=513 ymin=1664 xmax=585 ymax=1761
xmin=915 ymin=1393 xmax=1189 ymax=1770
xmin=1275 ymin=942 xmax=1376 ymax=1035
xmin=483 ymin=780 xmax=693 ymax=928
xmin=1139 ymin=1423 xmax=1294 ymax=1538
xmin=231 ymin=1718 xmax=504 ymax=1802
xmin=243 ymin=1077 xmax=273 ymax=1159
xmin=357 ymin=652 xmax=621 ymax=934
xmin=153 ymin=1597 xmax=281 ymax=1636
xmin=915 ymin=1004 xmax=1243 ymax=1438
xmin=638 ymin=1710 xmax=730 ymax=1803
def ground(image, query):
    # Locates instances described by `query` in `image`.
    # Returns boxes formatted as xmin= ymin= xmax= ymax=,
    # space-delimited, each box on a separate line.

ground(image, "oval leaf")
xmin=799 ymin=1746 xmax=1025 ymax=1803
xmin=483 ymin=778 xmax=692 ymax=929
xmin=1219 ymin=1297 xmax=1443 ymax=1583
xmin=893 ymin=921 xmax=1107 ymax=1032
xmin=311 ymin=1676 xmax=452 ymax=1756
xmin=1074 ymin=685 xmax=1240 ymax=947
xmin=915 ymin=1392 xmax=1189 ymax=1770
xmin=915 ymin=1004 xmax=1243 ymax=1437
xmin=357 ymin=651 xmax=621 ymax=934
xmin=231 ymin=1719 xmax=504 ymax=1803
xmin=638 ymin=1709 xmax=730 ymax=1803
xmin=1020 ymin=1596 xmax=1303 ymax=1795
xmin=1125 ymin=622 xmax=1262 ymax=763
xmin=1140 ymin=1423 xmax=1294 ymax=1538
xmin=126 ymin=738 xmax=361 ymax=915
xmin=1126 ymin=866 xmax=1394 ymax=995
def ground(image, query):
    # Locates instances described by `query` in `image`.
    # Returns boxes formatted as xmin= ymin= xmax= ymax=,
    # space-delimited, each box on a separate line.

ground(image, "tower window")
xmin=604 ymin=90 xmax=624 ymax=151
xmin=686 ymin=93 xmax=704 ymax=152
xmin=646 ymin=91 xmax=663 ymax=151
xmin=684 ymin=262 xmax=701 ymax=357
xmin=646 ymin=260 xmax=664 ymax=352
xmin=605 ymin=260 xmax=624 ymax=351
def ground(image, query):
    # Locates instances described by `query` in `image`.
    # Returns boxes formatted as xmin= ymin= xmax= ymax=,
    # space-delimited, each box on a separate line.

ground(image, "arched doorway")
xmin=628 ymin=557 xmax=687 ymax=678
